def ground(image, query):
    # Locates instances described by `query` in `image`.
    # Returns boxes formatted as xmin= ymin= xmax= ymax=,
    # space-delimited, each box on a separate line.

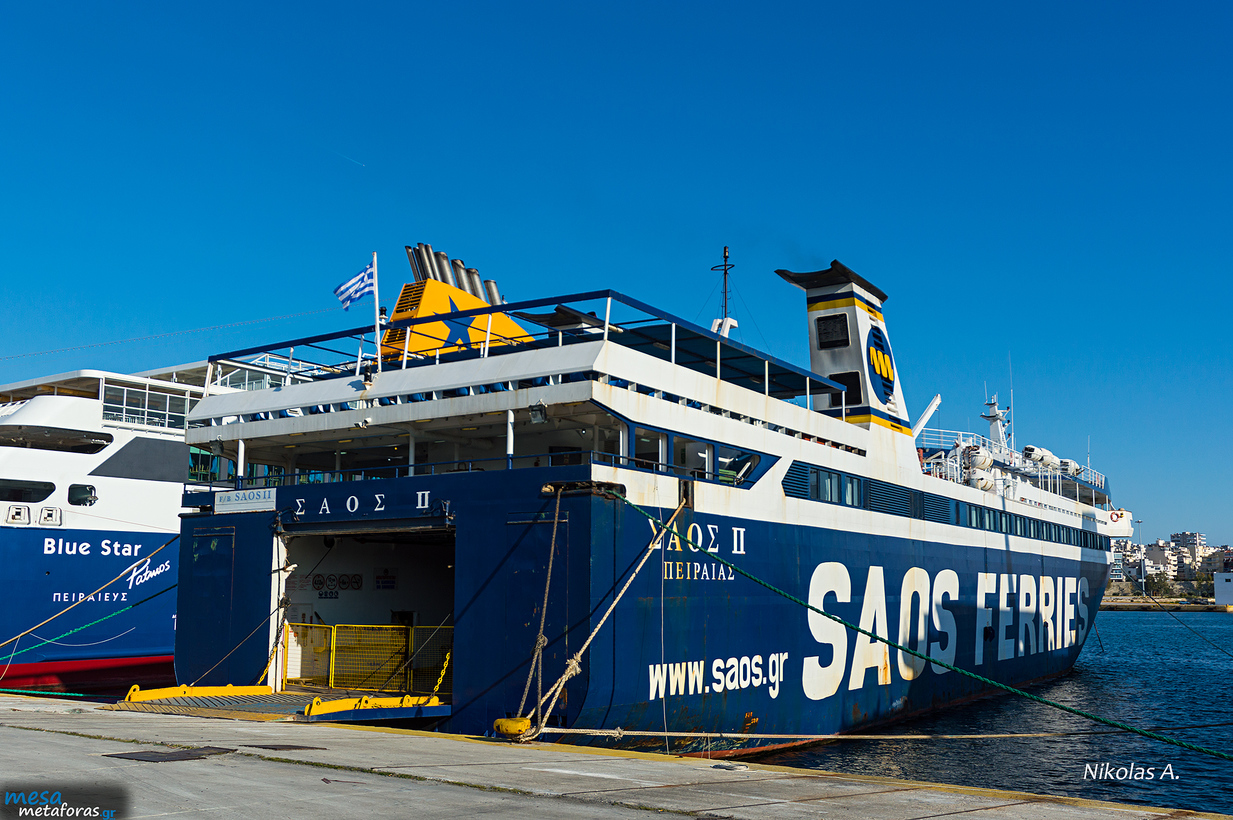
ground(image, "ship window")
xmin=633 ymin=428 xmax=664 ymax=470
xmin=811 ymin=469 xmax=841 ymax=503
xmin=0 ymin=479 xmax=55 ymax=503
xmin=815 ymin=314 xmax=850 ymax=350
xmin=716 ymin=446 xmax=760 ymax=486
xmin=68 ymin=484 xmax=97 ymax=506
xmin=672 ymin=436 xmax=708 ymax=478
xmin=0 ymin=426 xmax=113 ymax=454
xmin=828 ymin=372 xmax=862 ymax=408
xmin=842 ymin=475 xmax=862 ymax=507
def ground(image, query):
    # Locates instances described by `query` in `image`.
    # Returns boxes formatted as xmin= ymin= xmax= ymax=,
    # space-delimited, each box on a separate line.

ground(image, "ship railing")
xmin=226 ymin=449 xmax=754 ymax=490
xmin=916 ymin=427 xmax=1106 ymax=490
xmin=201 ymin=289 xmax=847 ymax=413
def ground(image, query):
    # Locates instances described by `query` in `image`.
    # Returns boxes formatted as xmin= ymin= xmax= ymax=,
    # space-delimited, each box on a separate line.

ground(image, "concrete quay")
xmin=0 ymin=695 xmax=1224 ymax=820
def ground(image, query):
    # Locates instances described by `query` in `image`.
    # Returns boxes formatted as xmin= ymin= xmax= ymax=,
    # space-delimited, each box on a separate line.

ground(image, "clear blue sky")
xmin=1 ymin=3 xmax=1229 ymax=546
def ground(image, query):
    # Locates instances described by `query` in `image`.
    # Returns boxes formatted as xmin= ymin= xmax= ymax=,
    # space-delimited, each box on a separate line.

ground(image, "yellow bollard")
xmin=493 ymin=717 xmax=531 ymax=738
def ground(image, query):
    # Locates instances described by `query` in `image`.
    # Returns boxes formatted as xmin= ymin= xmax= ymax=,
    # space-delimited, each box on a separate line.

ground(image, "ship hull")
xmin=0 ymin=526 xmax=179 ymax=695
xmin=176 ymin=466 xmax=1111 ymax=754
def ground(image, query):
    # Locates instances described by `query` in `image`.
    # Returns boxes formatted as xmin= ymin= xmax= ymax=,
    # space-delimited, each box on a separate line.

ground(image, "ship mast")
xmin=710 ymin=246 xmax=738 ymax=338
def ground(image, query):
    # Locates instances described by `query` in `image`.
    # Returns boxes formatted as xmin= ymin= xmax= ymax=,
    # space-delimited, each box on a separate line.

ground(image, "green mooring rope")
xmin=0 ymin=688 xmax=89 ymax=697
xmin=1 ymin=585 xmax=178 ymax=662
xmin=0 ymin=584 xmax=179 ymax=700
xmin=612 ymin=491 xmax=1233 ymax=763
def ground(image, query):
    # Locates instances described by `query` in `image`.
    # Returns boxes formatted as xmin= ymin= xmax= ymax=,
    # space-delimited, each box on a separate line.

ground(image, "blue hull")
xmin=0 ymin=526 xmax=179 ymax=692
xmin=177 ymin=467 xmax=1109 ymax=752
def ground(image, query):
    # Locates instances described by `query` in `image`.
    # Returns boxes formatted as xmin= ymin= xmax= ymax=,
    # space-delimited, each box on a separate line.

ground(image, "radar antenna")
xmin=709 ymin=246 xmax=739 ymax=338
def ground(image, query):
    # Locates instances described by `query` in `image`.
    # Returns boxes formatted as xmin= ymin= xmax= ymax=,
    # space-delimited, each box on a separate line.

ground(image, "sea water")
xmin=765 ymin=610 xmax=1233 ymax=816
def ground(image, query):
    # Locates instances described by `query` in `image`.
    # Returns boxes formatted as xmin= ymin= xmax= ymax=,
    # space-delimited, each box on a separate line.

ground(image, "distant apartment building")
xmin=1113 ymin=539 xmax=1145 ymax=564
xmin=1145 ymin=543 xmax=1178 ymax=579
xmin=1110 ymin=551 xmax=1125 ymax=582
xmin=1172 ymin=532 xmax=1207 ymax=552
xmin=1172 ymin=532 xmax=1213 ymax=565
xmin=1198 ymin=552 xmax=1225 ymax=574
xmin=1176 ymin=553 xmax=1198 ymax=582
xmin=1126 ymin=557 xmax=1165 ymax=582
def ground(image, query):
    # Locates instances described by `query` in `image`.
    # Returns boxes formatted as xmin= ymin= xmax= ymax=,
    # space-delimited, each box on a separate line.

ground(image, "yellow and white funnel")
xmin=776 ymin=260 xmax=911 ymax=435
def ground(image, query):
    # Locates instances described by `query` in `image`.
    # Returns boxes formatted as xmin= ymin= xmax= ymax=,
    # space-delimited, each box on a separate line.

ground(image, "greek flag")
xmin=334 ymin=262 xmax=375 ymax=311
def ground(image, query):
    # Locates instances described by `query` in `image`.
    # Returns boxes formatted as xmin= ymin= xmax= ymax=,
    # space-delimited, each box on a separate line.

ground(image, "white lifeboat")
xmin=1059 ymin=459 xmax=1083 ymax=476
xmin=968 ymin=446 xmax=993 ymax=470
xmin=968 ymin=469 xmax=994 ymax=491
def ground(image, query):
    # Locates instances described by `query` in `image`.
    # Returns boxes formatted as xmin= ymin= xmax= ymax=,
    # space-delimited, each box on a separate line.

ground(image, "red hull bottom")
xmin=0 ymin=655 xmax=175 ymax=696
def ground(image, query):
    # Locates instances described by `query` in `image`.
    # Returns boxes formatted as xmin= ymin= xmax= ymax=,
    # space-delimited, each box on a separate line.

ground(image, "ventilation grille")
xmin=781 ymin=462 xmax=810 ymax=500
xmin=866 ymin=479 xmax=912 ymax=516
xmin=922 ymin=493 xmax=953 ymax=524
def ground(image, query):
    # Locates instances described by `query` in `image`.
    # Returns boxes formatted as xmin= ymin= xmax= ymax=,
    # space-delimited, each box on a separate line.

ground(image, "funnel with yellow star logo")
xmin=380 ymin=279 xmax=533 ymax=361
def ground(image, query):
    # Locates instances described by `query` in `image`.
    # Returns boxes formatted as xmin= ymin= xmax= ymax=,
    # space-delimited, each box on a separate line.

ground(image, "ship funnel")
xmin=483 ymin=278 xmax=502 ymax=305
xmin=776 ymin=260 xmax=910 ymax=435
xmin=402 ymin=242 xmax=506 ymax=307
xmin=415 ymin=245 xmax=439 ymax=282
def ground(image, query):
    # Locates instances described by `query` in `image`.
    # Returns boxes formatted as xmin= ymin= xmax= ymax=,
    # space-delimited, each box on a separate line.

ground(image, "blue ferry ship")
xmin=172 ymin=250 xmax=1130 ymax=753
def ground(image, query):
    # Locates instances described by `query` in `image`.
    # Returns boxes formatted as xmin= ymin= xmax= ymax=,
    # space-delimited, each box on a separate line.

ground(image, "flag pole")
xmin=372 ymin=251 xmax=382 ymax=373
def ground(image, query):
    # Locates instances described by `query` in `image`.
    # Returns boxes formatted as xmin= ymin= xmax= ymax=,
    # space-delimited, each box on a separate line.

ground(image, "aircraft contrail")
xmin=331 ymin=149 xmax=365 ymax=167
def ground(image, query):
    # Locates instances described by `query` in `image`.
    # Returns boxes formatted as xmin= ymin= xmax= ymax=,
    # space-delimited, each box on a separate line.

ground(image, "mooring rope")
xmin=607 ymin=491 xmax=1233 ymax=763
xmin=517 ymin=487 xmax=563 ymax=724
xmin=0 ymin=688 xmax=90 ymax=698
xmin=0 ymin=584 xmax=176 ymax=700
xmin=516 ymin=497 xmax=687 ymax=742
xmin=533 ymin=718 xmax=1233 ymax=742
xmin=0 ymin=585 xmax=177 ymax=663
xmin=1136 ymin=590 xmax=1233 ymax=661
xmin=190 ymin=598 xmax=286 ymax=686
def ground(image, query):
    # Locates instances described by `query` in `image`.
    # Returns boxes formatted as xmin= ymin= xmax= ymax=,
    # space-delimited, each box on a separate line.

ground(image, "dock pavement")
xmin=0 ymin=695 xmax=1225 ymax=819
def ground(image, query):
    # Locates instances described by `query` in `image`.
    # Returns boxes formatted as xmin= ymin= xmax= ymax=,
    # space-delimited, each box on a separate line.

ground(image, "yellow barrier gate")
xmin=332 ymin=624 xmax=410 ymax=691
xmin=281 ymin=623 xmax=453 ymax=697
xmin=282 ymin=623 xmax=333 ymax=687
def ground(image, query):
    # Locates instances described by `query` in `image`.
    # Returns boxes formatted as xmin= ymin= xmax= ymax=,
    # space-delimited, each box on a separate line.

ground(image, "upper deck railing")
xmin=916 ymin=427 xmax=1106 ymax=490
xmin=201 ymin=290 xmax=845 ymax=409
